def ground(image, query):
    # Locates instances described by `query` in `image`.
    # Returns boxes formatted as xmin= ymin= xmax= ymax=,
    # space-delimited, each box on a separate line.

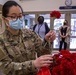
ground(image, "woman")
xmin=33 ymin=16 xmax=50 ymax=40
xmin=59 ymin=20 xmax=70 ymax=51
xmin=0 ymin=1 xmax=56 ymax=75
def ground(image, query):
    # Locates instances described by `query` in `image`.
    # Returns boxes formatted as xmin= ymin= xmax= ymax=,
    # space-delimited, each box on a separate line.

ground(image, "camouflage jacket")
xmin=0 ymin=28 xmax=51 ymax=75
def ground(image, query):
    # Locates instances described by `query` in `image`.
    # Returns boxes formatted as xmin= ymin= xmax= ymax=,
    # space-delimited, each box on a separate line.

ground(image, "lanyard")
xmin=38 ymin=24 xmax=42 ymax=34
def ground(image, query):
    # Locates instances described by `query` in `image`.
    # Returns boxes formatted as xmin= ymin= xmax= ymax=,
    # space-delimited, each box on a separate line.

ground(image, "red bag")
xmin=36 ymin=67 xmax=51 ymax=75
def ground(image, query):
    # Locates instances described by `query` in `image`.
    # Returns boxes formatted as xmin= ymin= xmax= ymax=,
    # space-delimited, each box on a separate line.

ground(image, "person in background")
xmin=59 ymin=20 xmax=70 ymax=51
xmin=33 ymin=16 xmax=50 ymax=40
xmin=0 ymin=1 xmax=56 ymax=75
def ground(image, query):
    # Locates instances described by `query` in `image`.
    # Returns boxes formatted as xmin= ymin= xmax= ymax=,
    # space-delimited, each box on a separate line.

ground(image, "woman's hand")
xmin=44 ymin=30 xmax=56 ymax=42
xmin=33 ymin=55 xmax=53 ymax=68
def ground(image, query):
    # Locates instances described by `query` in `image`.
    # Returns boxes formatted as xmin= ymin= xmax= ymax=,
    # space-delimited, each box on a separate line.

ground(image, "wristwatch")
xmin=65 ymin=0 xmax=72 ymax=6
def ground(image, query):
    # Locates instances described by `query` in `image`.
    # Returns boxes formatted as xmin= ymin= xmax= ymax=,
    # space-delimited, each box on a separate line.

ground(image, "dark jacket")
xmin=33 ymin=22 xmax=50 ymax=35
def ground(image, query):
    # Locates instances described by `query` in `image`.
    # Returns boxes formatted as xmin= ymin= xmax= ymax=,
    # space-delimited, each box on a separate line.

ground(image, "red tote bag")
xmin=36 ymin=67 xmax=51 ymax=75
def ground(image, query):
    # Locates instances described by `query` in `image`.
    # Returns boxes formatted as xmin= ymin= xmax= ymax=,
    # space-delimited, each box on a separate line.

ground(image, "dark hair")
xmin=65 ymin=20 xmax=68 ymax=24
xmin=63 ymin=20 xmax=68 ymax=25
xmin=37 ymin=16 xmax=44 ymax=22
xmin=2 ymin=1 xmax=23 ymax=17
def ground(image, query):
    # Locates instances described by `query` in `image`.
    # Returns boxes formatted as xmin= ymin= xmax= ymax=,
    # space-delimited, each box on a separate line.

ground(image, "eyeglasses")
xmin=6 ymin=15 xmax=23 ymax=21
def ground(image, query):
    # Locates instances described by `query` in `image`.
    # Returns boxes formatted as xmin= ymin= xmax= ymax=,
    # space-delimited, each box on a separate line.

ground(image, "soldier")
xmin=0 ymin=1 xmax=56 ymax=75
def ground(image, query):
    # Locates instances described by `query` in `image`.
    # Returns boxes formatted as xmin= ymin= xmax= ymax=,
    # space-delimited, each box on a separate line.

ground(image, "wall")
xmin=0 ymin=0 xmax=8 ymax=4
xmin=0 ymin=0 xmax=76 ymax=12
xmin=17 ymin=0 xmax=76 ymax=12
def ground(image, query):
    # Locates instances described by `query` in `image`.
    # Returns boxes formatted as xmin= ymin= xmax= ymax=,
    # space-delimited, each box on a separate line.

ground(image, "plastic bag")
xmin=36 ymin=67 xmax=51 ymax=75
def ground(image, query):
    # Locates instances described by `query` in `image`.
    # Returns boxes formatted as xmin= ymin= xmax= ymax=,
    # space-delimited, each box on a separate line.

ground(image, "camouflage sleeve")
xmin=0 ymin=44 xmax=13 ymax=75
xmin=21 ymin=29 xmax=51 ymax=56
xmin=33 ymin=31 xmax=51 ymax=57
xmin=0 ymin=39 xmax=38 ymax=75
xmin=12 ymin=60 xmax=38 ymax=75
xmin=0 ymin=57 xmax=38 ymax=75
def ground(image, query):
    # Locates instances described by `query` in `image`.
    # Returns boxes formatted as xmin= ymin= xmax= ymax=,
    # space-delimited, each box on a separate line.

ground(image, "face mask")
xmin=64 ymin=22 xmax=67 ymax=25
xmin=64 ymin=23 xmax=66 ymax=25
xmin=9 ymin=19 xmax=23 ymax=30
xmin=38 ymin=19 xmax=44 ymax=24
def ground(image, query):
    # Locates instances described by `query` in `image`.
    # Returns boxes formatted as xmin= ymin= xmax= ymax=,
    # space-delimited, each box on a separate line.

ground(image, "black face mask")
xmin=64 ymin=22 xmax=67 ymax=25
xmin=64 ymin=23 xmax=67 ymax=25
xmin=38 ymin=19 xmax=44 ymax=24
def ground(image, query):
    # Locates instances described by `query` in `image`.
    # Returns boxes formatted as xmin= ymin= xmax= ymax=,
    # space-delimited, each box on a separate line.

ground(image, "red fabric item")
xmin=36 ymin=67 xmax=51 ymax=75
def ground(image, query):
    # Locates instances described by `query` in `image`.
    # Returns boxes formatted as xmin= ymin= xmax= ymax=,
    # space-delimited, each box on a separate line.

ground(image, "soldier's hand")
xmin=33 ymin=55 xmax=53 ymax=68
xmin=44 ymin=30 xmax=56 ymax=42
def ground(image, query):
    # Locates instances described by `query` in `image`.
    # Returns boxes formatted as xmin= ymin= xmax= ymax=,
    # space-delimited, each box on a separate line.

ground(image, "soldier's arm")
xmin=33 ymin=31 xmax=51 ymax=57
xmin=21 ymin=29 xmax=51 ymax=56
xmin=0 ymin=40 xmax=38 ymax=75
xmin=0 ymin=47 xmax=38 ymax=75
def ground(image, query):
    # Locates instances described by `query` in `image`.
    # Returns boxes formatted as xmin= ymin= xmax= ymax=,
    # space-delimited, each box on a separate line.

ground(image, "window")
xmin=53 ymin=14 xmax=65 ymax=48
xmin=70 ymin=14 xmax=76 ymax=49
xmin=24 ymin=14 xmax=35 ymax=29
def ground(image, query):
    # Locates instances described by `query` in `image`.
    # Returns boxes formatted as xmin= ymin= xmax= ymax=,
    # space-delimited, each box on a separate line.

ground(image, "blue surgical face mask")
xmin=9 ymin=19 xmax=23 ymax=30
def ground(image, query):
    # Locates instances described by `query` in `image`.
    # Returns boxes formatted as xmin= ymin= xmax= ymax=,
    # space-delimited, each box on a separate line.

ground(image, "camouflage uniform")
xmin=0 ymin=28 xmax=51 ymax=75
